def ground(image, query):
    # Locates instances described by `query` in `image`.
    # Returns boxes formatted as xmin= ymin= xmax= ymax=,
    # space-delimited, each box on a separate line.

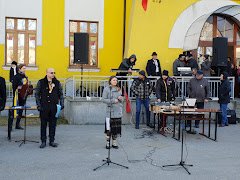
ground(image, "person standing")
xmin=156 ymin=70 xmax=175 ymax=102
xmin=218 ymin=72 xmax=231 ymax=127
xmin=187 ymin=70 xmax=210 ymax=128
xmin=35 ymin=68 xmax=64 ymax=148
xmin=146 ymin=52 xmax=162 ymax=76
xmin=201 ymin=55 xmax=212 ymax=76
xmin=12 ymin=64 xmax=28 ymax=129
xmin=185 ymin=54 xmax=198 ymax=70
xmin=9 ymin=61 xmax=18 ymax=83
xmin=173 ymin=54 xmax=186 ymax=76
xmin=102 ymin=76 xmax=123 ymax=149
xmin=130 ymin=70 xmax=153 ymax=129
xmin=116 ymin=54 xmax=137 ymax=77
xmin=0 ymin=75 xmax=6 ymax=111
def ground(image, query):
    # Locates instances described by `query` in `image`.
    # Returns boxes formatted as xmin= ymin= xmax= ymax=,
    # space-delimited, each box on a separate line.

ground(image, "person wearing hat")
xmin=146 ymin=52 xmax=162 ymax=76
xmin=156 ymin=70 xmax=175 ymax=102
xmin=218 ymin=72 xmax=231 ymax=127
xmin=9 ymin=61 xmax=18 ymax=83
xmin=187 ymin=70 xmax=210 ymax=129
xmin=130 ymin=70 xmax=153 ymax=129
xmin=173 ymin=54 xmax=186 ymax=76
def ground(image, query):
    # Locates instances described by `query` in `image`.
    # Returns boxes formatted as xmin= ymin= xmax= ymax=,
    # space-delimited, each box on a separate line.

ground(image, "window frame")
xmin=69 ymin=20 xmax=99 ymax=69
xmin=5 ymin=17 xmax=37 ymax=66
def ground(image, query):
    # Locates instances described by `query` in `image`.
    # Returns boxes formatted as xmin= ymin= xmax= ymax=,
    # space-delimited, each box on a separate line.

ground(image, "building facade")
xmin=0 ymin=0 xmax=240 ymax=80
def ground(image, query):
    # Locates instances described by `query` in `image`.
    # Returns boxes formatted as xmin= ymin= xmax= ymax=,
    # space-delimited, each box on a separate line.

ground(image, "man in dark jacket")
xmin=116 ymin=54 xmax=137 ymax=77
xmin=146 ymin=52 xmax=161 ymax=76
xmin=156 ymin=70 xmax=175 ymax=102
xmin=9 ymin=61 xmax=18 ymax=83
xmin=12 ymin=64 xmax=28 ymax=129
xmin=218 ymin=72 xmax=231 ymax=127
xmin=0 ymin=76 xmax=6 ymax=111
xmin=130 ymin=70 xmax=153 ymax=129
xmin=187 ymin=70 xmax=210 ymax=128
xmin=186 ymin=54 xmax=198 ymax=70
xmin=35 ymin=68 xmax=64 ymax=148
xmin=173 ymin=54 xmax=186 ymax=76
xmin=201 ymin=55 xmax=211 ymax=76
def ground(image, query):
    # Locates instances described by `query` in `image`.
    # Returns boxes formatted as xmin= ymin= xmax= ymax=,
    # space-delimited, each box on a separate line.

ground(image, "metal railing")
xmin=5 ymin=78 xmax=66 ymax=99
xmin=65 ymin=75 xmax=235 ymax=100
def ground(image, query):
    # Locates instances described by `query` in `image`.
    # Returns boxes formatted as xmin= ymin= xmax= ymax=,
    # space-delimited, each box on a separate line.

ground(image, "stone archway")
xmin=168 ymin=0 xmax=240 ymax=50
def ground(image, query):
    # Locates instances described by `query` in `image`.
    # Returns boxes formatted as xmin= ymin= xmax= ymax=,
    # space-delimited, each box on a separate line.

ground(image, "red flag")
xmin=123 ymin=87 xmax=131 ymax=113
xmin=142 ymin=0 xmax=148 ymax=11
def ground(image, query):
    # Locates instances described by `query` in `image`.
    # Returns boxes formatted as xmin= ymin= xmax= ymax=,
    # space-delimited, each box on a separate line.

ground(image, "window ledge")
xmin=2 ymin=66 xmax=39 ymax=71
xmin=68 ymin=68 xmax=100 ymax=72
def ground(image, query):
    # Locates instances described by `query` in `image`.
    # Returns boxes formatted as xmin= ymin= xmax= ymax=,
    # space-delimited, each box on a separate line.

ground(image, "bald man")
xmin=35 ymin=68 xmax=64 ymax=148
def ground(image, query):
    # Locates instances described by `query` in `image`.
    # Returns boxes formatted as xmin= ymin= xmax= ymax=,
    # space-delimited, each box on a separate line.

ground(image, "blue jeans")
xmin=135 ymin=98 xmax=150 ymax=129
xmin=220 ymin=104 xmax=228 ymax=125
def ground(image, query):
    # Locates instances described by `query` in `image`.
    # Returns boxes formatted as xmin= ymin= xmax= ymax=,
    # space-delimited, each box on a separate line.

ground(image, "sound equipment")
xmin=74 ymin=33 xmax=89 ymax=64
xmin=212 ymin=37 xmax=228 ymax=67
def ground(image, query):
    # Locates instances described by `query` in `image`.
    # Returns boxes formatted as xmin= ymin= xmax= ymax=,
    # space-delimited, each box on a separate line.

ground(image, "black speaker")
xmin=212 ymin=37 xmax=228 ymax=67
xmin=74 ymin=33 xmax=89 ymax=64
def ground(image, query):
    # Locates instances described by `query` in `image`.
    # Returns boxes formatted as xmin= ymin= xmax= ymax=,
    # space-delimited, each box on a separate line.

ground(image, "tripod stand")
xmin=15 ymin=106 xmax=39 ymax=147
xmin=162 ymin=100 xmax=193 ymax=175
xmin=93 ymin=86 xmax=128 ymax=171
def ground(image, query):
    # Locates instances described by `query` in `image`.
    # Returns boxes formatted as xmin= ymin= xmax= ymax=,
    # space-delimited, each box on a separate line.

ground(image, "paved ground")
xmin=0 ymin=123 xmax=240 ymax=180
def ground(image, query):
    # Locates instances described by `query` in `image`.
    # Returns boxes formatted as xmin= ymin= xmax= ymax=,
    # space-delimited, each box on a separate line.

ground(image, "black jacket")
xmin=146 ymin=59 xmax=161 ymax=76
xmin=0 ymin=77 xmax=6 ymax=111
xmin=35 ymin=76 xmax=64 ymax=110
xmin=218 ymin=79 xmax=231 ymax=104
xmin=12 ymin=72 xmax=28 ymax=100
xmin=116 ymin=58 xmax=136 ymax=76
xmin=156 ymin=77 xmax=175 ymax=102
xmin=186 ymin=58 xmax=198 ymax=70
xmin=10 ymin=67 xmax=18 ymax=83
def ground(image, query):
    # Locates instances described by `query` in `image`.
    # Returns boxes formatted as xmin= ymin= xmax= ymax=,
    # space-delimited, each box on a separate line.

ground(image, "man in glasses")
xmin=35 ymin=68 xmax=64 ymax=148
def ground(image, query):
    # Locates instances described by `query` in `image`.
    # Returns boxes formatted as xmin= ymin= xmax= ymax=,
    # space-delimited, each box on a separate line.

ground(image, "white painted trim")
xmin=64 ymin=0 xmax=104 ymax=48
xmin=0 ymin=0 xmax=42 ymax=45
xmin=2 ymin=66 xmax=38 ymax=71
xmin=168 ymin=0 xmax=238 ymax=49
xmin=67 ymin=68 xmax=100 ymax=72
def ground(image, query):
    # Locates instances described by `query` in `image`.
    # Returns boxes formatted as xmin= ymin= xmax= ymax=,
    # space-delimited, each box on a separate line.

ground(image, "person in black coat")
xmin=156 ymin=70 xmax=175 ymax=102
xmin=9 ymin=61 xmax=18 ymax=83
xmin=0 ymin=76 xmax=6 ymax=111
xmin=12 ymin=64 xmax=28 ymax=129
xmin=146 ymin=52 xmax=162 ymax=76
xmin=185 ymin=54 xmax=199 ymax=70
xmin=35 ymin=68 xmax=64 ymax=148
xmin=218 ymin=72 xmax=231 ymax=127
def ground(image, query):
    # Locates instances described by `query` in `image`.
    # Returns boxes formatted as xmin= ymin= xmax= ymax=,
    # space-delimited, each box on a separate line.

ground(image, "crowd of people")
xmin=0 ymin=52 xmax=236 ymax=149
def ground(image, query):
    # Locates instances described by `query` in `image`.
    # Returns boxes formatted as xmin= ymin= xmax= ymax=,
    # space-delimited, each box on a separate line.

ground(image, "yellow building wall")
xmin=126 ymin=0 xmax=240 ymax=75
xmin=125 ymin=0 xmax=198 ymax=76
xmin=0 ymin=0 xmax=130 ymax=80
xmin=1 ymin=0 xmax=240 ymax=79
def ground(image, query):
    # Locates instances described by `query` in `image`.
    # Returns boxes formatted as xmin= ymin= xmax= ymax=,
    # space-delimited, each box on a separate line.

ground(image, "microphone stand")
xmin=93 ymin=86 xmax=128 ymax=171
xmin=162 ymin=97 xmax=193 ymax=175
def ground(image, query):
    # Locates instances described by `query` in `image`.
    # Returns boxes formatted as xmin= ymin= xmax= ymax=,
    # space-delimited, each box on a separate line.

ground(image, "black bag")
xmin=218 ymin=109 xmax=237 ymax=124
xmin=227 ymin=109 xmax=236 ymax=124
